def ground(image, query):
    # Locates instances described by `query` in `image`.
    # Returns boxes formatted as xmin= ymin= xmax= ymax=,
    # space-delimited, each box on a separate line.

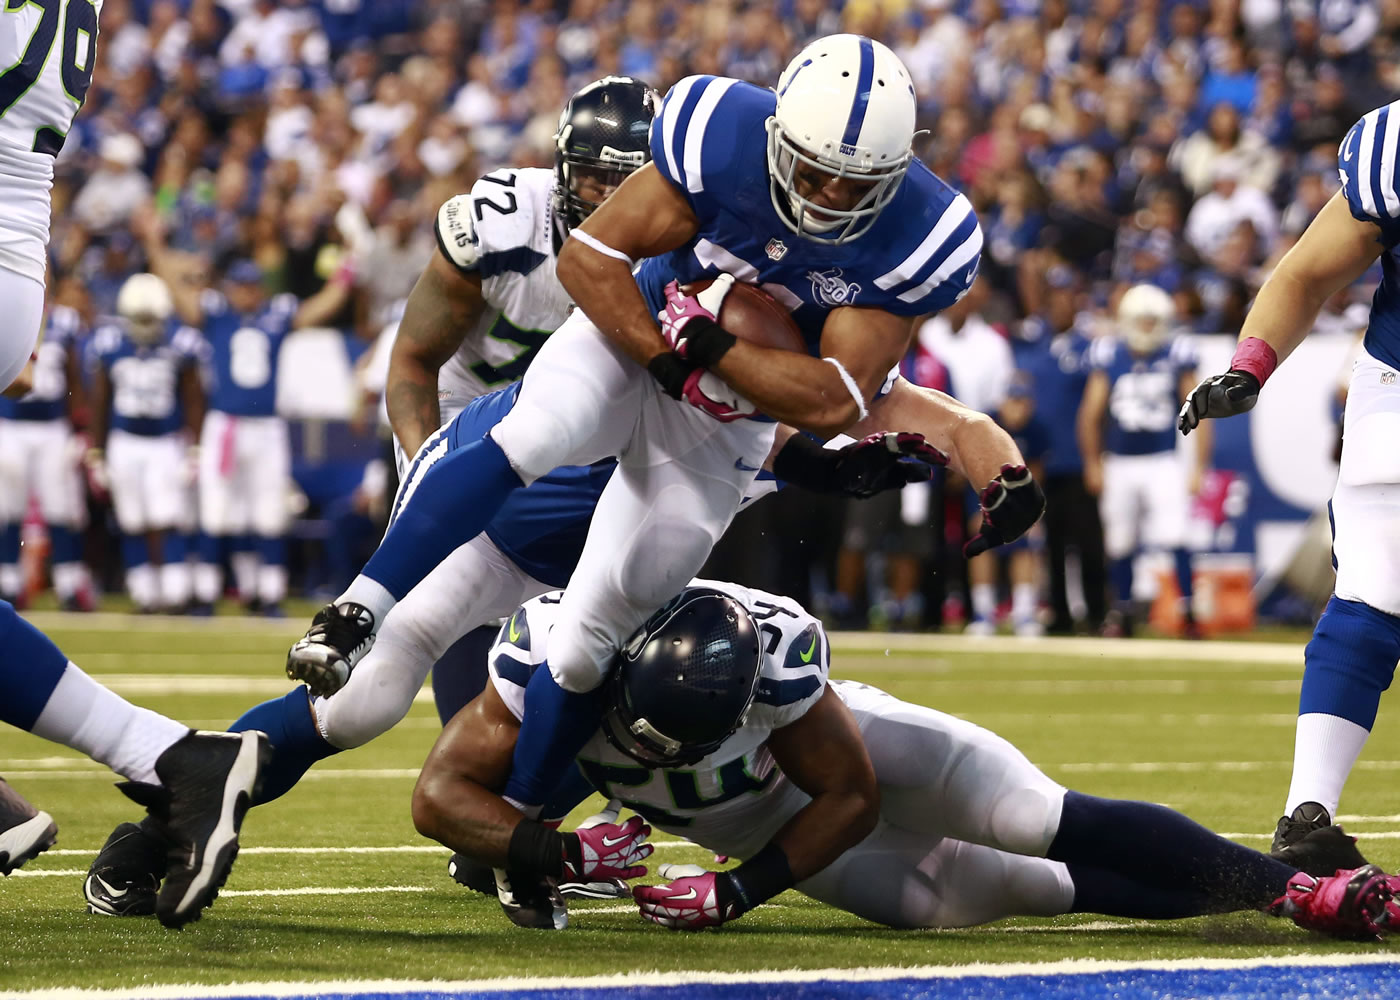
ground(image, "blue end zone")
xmin=127 ymin=961 xmax=1400 ymax=1000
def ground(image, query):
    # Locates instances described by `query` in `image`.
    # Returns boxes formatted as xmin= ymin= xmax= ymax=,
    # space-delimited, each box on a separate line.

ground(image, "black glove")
xmin=964 ymin=464 xmax=1045 ymax=558
xmin=772 ymin=431 xmax=949 ymax=499
xmin=1178 ymin=370 xmax=1261 ymax=435
xmin=647 ymin=352 xmax=697 ymax=401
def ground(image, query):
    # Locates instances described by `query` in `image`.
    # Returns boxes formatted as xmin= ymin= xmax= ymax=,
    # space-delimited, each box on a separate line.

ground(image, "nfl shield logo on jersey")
xmin=765 ymin=238 xmax=788 ymax=261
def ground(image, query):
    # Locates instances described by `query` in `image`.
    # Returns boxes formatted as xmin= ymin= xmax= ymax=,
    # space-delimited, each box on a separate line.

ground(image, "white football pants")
xmin=487 ymin=310 xmax=775 ymax=692
xmin=1099 ymin=451 xmax=1189 ymax=559
xmin=198 ymin=411 xmax=292 ymax=537
xmin=0 ymin=264 xmax=43 ymax=394
xmin=0 ymin=418 xmax=84 ymax=527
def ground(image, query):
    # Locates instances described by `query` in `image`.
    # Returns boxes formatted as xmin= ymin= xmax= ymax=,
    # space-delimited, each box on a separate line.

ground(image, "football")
xmin=684 ymin=278 xmax=807 ymax=355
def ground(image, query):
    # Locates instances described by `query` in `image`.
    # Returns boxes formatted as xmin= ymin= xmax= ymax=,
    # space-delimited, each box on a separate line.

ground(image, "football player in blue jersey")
xmin=0 ymin=305 xmax=91 ymax=610
xmin=284 ymin=35 xmax=1046 ymax=829
xmin=1081 ymin=284 xmax=1210 ymax=637
xmin=1181 ymin=100 xmax=1400 ymax=863
xmin=411 ymin=583 xmax=1388 ymax=937
xmin=138 ymin=246 xmax=356 ymax=616
xmin=86 ymin=275 xmax=207 ymax=614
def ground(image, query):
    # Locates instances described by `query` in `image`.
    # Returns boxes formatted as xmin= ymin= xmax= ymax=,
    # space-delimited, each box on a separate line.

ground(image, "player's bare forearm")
xmin=712 ymin=342 xmax=873 ymax=436
xmin=387 ymin=257 xmax=481 ymax=454
xmin=559 ymin=164 xmax=701 ymax=367
xmin=89 ymin=370 xmax=111 ymax=448
xmin=764 ymin=689 xmax=879 ymax=882
xmin=412 ymin=686 xmax=524 ymax=866
xmin=855 ymin=381 xmax=1020 ymax=487
xmin=1240 ymin=191 xmax=1384 ymax=366
xmin=179 ymin=365 xmax=205 ymax=437
xmin=1077 ymin=372 xmax=1108 ymax=472
xmin=294 ymin=273 xmax=355 ymax=330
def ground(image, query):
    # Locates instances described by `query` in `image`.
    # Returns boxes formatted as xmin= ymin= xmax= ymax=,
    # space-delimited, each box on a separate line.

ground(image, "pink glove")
xmin=679 ymin=369 xmax=754 ymax=422
xmin=658 ymin=273 xmax=735 ymax=359
xmin=564 ymin=813 xmax=653 ymax=882
xmin=634 ymin=865 xmax=737 ymax=930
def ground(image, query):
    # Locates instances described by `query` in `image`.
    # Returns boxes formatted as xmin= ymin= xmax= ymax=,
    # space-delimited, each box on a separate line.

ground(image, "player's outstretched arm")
xmin=1180 ymin=191 xmax=1383 ymax=434
xmin=1078 ymin=370 xmax=1109 ymax=496
xmin=635 ymin=688 xmax=878 ymax=930
xmin=387 ymin=252 xmax=487 ymax=456
xmin=556 ymin=164 xmax=701 ymax=376
xmin=412 ymin=683 xmax=651 ymax=888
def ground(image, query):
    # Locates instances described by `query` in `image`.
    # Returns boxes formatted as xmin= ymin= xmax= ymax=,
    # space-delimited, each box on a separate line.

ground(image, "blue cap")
xmin=225 ymin=259 xmax=262 ymax=285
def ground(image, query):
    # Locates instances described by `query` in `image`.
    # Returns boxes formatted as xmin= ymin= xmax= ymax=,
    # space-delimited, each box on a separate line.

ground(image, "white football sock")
xmin=0 ymin=562 xmax=20 ymax=598
xmin=1011 ymin=582 xmax=1037 ymax=624
xmin=231 ymin=551 xmax=259 ymax=601
xmin=127 ymin=564 xmax=158 ymax=611
xmin=1284 ymin=712 xmax=1372 ymax=818
xmin=160 ymin=561 xmax=191 ymax=609
xmin=258 ymin=563 xmax=287 ymax=606
xmin=29 ymin=663 xmax=189 ymax=784
xmin=338 ymin=575 xmax=397 ymax=634
xmin=971 ymin=583 xmax=997 ymax=623
xmin=193 ymin=561 xmax=221 ymax=604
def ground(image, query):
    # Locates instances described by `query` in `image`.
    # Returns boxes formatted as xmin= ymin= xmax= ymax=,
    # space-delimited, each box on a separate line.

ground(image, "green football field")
xmin=2 ymin=614 xmax=1397 ymax=995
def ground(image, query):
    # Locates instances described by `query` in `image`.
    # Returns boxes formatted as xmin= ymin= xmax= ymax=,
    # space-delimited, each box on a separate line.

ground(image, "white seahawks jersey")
xmin=0 ymin=0 xmax=102 ymax=283
xmin=432 ymin=167 xmax=573 ymax=423
xmin=490 ymin=579 xmax=829 ymax=859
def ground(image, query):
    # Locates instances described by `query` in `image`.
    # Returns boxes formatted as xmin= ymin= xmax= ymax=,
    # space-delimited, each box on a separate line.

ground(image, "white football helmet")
xmin=766 ymin=34 xmax=917 ymax=244
xmin=117 ymin=273 xmax=174 ymax=345
xmin=1117 ymin=283 xmax=1174 ymax=356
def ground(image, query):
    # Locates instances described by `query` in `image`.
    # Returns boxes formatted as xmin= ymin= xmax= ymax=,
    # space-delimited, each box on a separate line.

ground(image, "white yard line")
xmin=219 ymin=886 xmax=434 ymax=898
xmin=1 ymin=953 xmax=1394 ymax=1000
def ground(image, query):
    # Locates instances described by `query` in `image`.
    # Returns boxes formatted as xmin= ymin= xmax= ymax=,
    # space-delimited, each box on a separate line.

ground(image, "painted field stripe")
xmin=219 ymin=885 xmax=433 ymax=899
xmin=8 ymin=868 xmax=85 ymax=877
xmin=35 ymin=842 xmax=703 ymax=858
xmin=3 ymin=954 xmax=1397 ymax=1000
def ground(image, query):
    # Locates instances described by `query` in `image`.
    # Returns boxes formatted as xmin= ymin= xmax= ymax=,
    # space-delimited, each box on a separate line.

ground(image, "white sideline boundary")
xmin=2 ymin=953 xmax=1395 ymax=1000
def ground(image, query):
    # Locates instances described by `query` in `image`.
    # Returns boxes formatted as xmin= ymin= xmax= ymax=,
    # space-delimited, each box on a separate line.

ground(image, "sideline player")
xmin=1180 ymin=100 xmax=1400 ymax=859
xmin=87 ymin=274 xmax=206 ymax=613
xmin=1081 ymin=284 xmax=1209 ymax=636
xmin=412 ymin=582 xmax=1385 ymax=937
xmin=0 ymin=304 xmax=90 ymax=608
xmin=286 ymin=36 xmax=1045 ymax=822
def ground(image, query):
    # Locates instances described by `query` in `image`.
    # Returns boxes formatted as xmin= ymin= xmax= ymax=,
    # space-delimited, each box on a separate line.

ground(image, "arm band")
xmin=680 ymin=317 xmax=737 ymax=368
xmin=568 ymin=230 xmax=635 ymax=267
xmin=822 ymin=357 xmax=869 ymax=421
xmin=1229 ymin=337 xmax=1278 ymax=388
xmin=718 ymin=843 xmax=796 ymax=916
xmin=770 ymin=433 xmax=839 ymax=493
xmin=506 ymin=818 xmax=565 ymax=879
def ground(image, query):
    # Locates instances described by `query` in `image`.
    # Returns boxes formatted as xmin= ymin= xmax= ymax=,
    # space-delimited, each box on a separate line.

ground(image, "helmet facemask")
xmin=766 ymin=118 xmax=910 ymax=244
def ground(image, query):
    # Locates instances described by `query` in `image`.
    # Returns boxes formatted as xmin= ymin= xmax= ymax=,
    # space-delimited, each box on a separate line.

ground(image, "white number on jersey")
xmin=229 ymin=327 xmax=272 ymax=389
xmin=0 ymin=0 xmax=98 ymax=157
xmin=1109 ymin=371 xmax=1176 ymax=433
xmin=110 ymin=356 xmax=176 ymax=419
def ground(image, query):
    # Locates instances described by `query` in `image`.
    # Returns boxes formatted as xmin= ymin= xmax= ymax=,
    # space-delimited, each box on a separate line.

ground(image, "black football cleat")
xmin=83 ymin=818 xmax=169 ymax=916
xmin=495 ymin=868 xmax=567 ymax=930
xmin=118 ymin=730 xmax=270 ymax=928
xmin=1272 ymin=801 xmax=1334 ymax=854
xmin=0 ymin=779 xmax=57 ymax=875
xmin=286 ymin=602 xmax=376 ymax=698
xmin=1272 ymin=812 xmax=1370 ymax=878
xmin=448 ymin=852 xmax=498 ymax=896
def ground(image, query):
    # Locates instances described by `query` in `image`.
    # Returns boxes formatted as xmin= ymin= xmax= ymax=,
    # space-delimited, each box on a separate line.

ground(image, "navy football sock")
xmin=1049 ymin=792 xmax=1296 ymax=911
xmin=1108 ymin=557 xmax=1133 ymax=606
xmin=49 ymin=525 xmax=81 ymax=565
xmin=0 ymin=600 xmax=69 ymax=730
xmin=431 ymin=625 xmax=497 ymax=726
xmin=365 ymin=435 xmax=524 ymax=601
xmin=503 ymin=663 xmax=604 ymax=810
xmin=1066 ymin=862 xmax=1219 ymax=918
xmin=228 ymin=688 xmax=339 ymax=805
xmin=1173 ymin=548 xmax=1193 ymax=605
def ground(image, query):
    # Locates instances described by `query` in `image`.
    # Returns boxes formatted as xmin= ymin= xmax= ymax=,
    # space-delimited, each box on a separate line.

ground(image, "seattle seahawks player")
xmin=0 ymin=0 xmax=100 ymax=399
xmin=135 ymin=247 xmax=355 ymax=616
xmin=0 ymin=304 xmax=90 ymax=608
xmin=287 ymin=35 xmax=1044 ymax=827
xmin=413 ymin=582 xmax=1387 ymax=938
xmin=1081 ymin=285 xmax=1209 ymax=637
xmin=87 ymin=274 xmax=206 ymax=613
xmin=1180 ymin=99 xmax=1400 ymax=862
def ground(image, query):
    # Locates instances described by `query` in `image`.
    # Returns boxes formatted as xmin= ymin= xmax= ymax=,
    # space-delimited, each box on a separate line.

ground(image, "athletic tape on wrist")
xmin=569 ymin=230 xmax=634 ymax=267
xmin=823 ymin=357 xmax=869 ymax=421
xmin=1229 ymin=337 xmax=1278 ymax=387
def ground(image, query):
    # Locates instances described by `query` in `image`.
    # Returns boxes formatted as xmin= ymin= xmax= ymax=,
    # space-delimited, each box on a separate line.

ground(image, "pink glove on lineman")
xmin=634 ymin=863 xmax=737 ymax=930
xmin=564 ymin=814 xmax=653 ymax=882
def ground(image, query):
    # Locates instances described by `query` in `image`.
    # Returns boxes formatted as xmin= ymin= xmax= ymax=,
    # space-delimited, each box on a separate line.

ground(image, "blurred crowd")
xmin=5 ymin=0 xmax=1389 ymax=628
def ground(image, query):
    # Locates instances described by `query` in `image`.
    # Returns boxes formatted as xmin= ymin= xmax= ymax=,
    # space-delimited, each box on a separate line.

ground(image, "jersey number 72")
xmin=0 ymin=0 xmax=97 ymax=156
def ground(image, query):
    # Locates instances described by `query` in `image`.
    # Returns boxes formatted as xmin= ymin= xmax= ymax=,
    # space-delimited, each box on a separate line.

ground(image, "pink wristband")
xmin=1230 ymin=337 xmax=1278 ymax=387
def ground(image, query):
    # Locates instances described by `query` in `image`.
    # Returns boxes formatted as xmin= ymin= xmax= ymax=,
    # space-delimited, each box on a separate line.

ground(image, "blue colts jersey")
xmin=1339 ymin=101 xmax=1400 ymax=371
xmin=201 ymin=290 xmax=297 ymax=417
xmin=1016 ymin=325 xmax=1095 ymax=477
xmin=0 ymin=305 xmax=82 ymax=422
xmin=90 ymin=321 xmax=204 ymax=437
xmin=638 ymin=76 xmax=981 ymax=350
xmin=1091 ymin=336 xmax=1197 ymax=457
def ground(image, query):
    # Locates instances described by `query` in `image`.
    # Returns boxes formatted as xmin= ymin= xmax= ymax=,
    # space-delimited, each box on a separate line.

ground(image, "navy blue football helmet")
xmin=553 ymin=75 xmax=660 ymax=235
xmin=601 ymin=588 xmax=762 ymax=768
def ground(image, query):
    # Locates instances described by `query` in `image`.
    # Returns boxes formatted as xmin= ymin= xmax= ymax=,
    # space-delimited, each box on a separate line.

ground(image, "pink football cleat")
xmin=1270 ymin=865 xmax=1395 ymax=940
